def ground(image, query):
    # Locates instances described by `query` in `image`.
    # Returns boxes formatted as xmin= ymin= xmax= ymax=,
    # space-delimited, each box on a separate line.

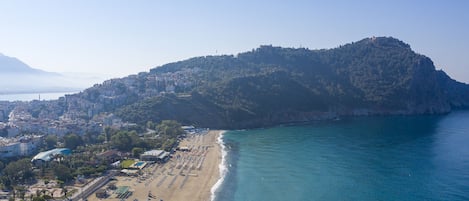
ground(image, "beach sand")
xmin=86 ymin=130 xmax=222 ymax=201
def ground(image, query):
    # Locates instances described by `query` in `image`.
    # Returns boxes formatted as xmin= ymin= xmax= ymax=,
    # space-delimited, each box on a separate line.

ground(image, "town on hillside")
xmin=0 ymin=68 xmax=200 ymax=139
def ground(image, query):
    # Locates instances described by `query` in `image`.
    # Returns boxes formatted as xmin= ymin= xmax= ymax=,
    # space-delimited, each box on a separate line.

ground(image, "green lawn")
xmin=121 ymin=159 xmax=135 ymax=168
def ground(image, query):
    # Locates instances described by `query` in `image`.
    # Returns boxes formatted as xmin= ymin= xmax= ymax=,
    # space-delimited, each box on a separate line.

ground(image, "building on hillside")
xmin=140 ymin=149 xmax=170 ymax=163
xmin=0 ymin=135 xmax=43 ymax=158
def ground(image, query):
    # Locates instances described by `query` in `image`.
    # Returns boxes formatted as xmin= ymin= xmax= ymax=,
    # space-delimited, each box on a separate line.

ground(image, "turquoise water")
xmin=135 ymin=161 xmax=145 ymax=167
xmin=215 ymin=111 xmax=469 ymax=201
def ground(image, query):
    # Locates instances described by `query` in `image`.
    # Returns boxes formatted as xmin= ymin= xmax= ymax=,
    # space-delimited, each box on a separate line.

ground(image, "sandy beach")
xmin=86 ymin=130 xmax=223 ymax=201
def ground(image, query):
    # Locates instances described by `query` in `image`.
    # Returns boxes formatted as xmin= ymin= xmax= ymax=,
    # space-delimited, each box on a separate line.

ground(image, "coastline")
xmin=210 ymin=130 xmax=227 ymax=201
xmin=85 ymin=130 xmax=224 ymax=201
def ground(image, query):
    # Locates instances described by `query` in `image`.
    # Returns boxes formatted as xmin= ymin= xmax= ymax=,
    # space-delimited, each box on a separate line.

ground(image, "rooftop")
xmin=141 ymin=150 xmax=164 ymax=157
xmin=31 ymin=148 xmax=71 ymax=162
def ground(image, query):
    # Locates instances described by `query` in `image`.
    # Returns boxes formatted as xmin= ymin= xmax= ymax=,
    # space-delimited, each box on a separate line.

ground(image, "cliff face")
xmin=79 ymin=37 xmax=469 ymax=129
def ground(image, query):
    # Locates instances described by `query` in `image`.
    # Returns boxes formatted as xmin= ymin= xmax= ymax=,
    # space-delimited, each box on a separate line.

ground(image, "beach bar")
xmin=140 ymin=149 xmax=170 ymax=163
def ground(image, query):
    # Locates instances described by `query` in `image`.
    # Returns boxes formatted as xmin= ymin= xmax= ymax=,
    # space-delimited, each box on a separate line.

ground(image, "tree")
xmin=63 ymin=133 xmax=84 ymax=150
xmin=2 ymin=158 xmax=34 ymax=187
xmin=111 ymin=131 xmax=132 ymax=151
xmin=129 ymin=130 xmax=146 ymax=148
xmin=146 ymin=121 xmax=155 ymax=129
xmin=132 ymin=147 xmax=144 ymax=158
xmin=52 ymin=163 xmax=73 ymax=182
xmin=161 ymin=138 xmax=177 ymax=152
xmin=109 ymin=129 xmax=152 ymax=152
xmin=61 ymin=187 xmax=68 ymax=199
xmin=16 ymin=186 xmax=26 ymax=200
xmin=0 ymin=160 xmax=5 ymax=171
xmin=44 ymin=135 xmax=58 ymax=149
xmin=157 ymin=120 xmax=184 ymax=138
xmin=104 ymin=126 xmax=112 ymax=143
xmin=83 ymin=131 xmax=100 ymax=144
xmin=32 ymin=196 xmax=46 ymax=201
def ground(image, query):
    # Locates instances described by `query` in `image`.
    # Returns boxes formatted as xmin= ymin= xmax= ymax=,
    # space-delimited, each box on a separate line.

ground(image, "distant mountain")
xmin=30 ymin=37 xmax=469 ymax=129
xmin=0 ymin=53 xmax=58 ymax=75
xmin=0 ymin=53 xmax=90 ymax=94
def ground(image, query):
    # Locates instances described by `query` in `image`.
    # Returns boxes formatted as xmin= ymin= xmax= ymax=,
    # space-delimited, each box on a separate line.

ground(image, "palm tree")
xmin=11 ymin=186 xmax=16 ymax=199
xmin=61 ymin=187 xmax=68 ymax=199
xmin=17 ymin=187 xmax=26 ymax=200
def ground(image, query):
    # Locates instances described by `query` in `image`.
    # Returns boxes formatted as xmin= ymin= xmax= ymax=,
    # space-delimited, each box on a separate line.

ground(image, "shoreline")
xmin=85 ymin=130 xmax=224 ymax=201
xmin=210 ymin=130 xmax=227 ymax=201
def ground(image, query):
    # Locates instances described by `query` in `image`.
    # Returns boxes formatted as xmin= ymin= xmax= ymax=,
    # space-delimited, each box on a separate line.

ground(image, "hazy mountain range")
xmin=0 ymin=53 xmax=104 ymax=94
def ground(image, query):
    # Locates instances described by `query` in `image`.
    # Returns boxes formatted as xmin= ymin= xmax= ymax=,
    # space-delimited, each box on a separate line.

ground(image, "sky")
xmin=0 ymin=0 xmax=468 ymax=83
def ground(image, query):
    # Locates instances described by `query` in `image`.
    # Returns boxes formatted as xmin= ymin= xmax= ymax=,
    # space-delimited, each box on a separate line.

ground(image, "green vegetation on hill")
xmin=112 ymin=37 xmax=469 ymax=128
xmin=82 ymin=37 xmax=469 ymax=128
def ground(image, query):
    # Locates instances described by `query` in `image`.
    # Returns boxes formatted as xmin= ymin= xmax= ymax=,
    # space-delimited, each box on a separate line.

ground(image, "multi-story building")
xmin=0 ymin=135 xmax=43 ymax=158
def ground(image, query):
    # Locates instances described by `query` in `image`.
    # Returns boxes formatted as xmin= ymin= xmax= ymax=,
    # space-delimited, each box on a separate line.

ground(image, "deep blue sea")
xmin=214 ymin=111 xmax=469 ymax=201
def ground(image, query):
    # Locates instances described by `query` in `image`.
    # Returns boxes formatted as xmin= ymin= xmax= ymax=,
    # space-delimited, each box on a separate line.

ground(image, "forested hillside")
xmin=67 ymin=37 xmax=469 ymax=128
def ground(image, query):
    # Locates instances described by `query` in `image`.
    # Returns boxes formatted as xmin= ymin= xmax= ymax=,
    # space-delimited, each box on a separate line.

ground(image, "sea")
xmin=213 ymin=110 xmax=469 ymax=201
xmin=0 ymin=92 xmax=78 ymax=101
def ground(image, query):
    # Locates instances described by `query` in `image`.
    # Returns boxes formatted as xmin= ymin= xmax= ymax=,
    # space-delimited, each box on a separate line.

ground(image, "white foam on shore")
xmin=210 ymin=130 xmax=228 ymax=201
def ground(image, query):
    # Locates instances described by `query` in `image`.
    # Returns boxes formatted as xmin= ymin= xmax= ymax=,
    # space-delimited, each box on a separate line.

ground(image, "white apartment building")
xmin=0 ymin=135 xmax=43 ymax=158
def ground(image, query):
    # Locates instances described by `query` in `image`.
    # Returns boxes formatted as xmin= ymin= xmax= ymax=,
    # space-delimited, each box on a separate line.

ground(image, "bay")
xmin=0 ymin=91 xmax=78 ymax=101
xmin=215 ymin=111 xmax=469 ymax=201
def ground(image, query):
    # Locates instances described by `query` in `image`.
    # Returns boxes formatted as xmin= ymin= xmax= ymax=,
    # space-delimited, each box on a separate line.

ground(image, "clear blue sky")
xmin=1 ymin=0 xmax=468 ymax=83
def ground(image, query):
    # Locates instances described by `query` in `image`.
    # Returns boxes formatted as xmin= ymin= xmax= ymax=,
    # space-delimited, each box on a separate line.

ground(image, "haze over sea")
xmin=0 ymin=92 xmax=77 ymax=102
xmin=215 ymin=111 xmax=469 ymax=201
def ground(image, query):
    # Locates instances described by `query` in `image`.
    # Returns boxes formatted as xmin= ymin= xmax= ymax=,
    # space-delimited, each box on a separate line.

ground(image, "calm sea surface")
xmin=215 ymin=111 xmax=469 ymax=201
xmin=0 ymin=92 xmax=77 ymax=101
